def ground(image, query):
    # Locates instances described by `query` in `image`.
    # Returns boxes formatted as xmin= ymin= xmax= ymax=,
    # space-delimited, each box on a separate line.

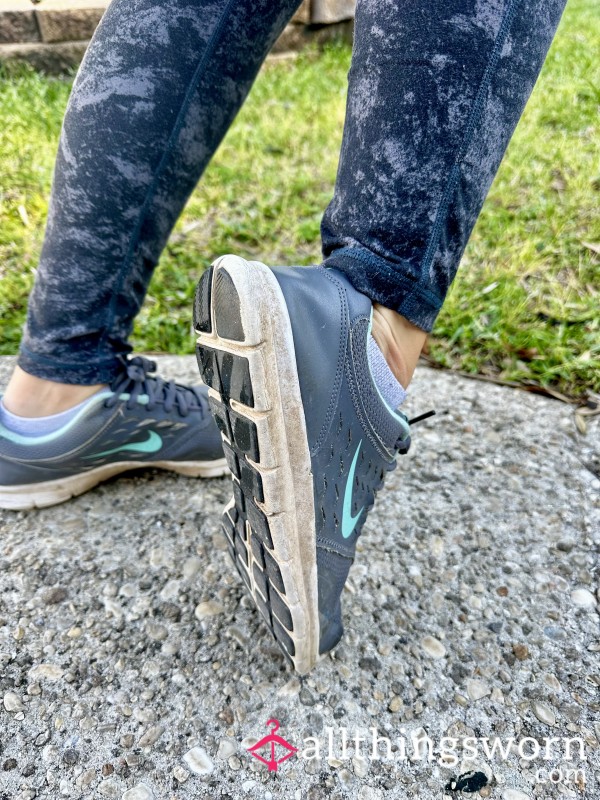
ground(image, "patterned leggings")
xmin=19 ymin=0 xmax=566 ymax=384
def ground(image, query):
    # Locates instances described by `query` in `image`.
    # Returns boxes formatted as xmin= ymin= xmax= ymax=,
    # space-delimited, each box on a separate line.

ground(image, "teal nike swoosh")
xmin=342 ymin=440 xmax=365 ymax=539
xmin=85 ymin=430 xmax=163 ymax=459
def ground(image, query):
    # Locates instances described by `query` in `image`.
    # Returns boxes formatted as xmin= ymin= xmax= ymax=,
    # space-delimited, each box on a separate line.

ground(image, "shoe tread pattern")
xmin=195 ymin=266 xmax=298 ymax=664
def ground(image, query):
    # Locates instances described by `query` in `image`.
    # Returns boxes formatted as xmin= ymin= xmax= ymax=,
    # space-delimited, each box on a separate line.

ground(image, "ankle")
xmin=371 ymin=304 xmax=427 ymax=388
xmin=2 ymin=367 xmax=107 ymax=417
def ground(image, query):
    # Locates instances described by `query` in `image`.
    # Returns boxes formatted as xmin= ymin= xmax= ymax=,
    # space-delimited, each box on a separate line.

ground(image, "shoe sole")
xmin=0 ymin=458 xmax=228 ymax=511
xmin=194 ymin=255 xmax=319 ymax=674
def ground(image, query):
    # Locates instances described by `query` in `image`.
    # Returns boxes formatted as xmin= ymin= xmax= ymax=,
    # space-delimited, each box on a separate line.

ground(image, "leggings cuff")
xmin=323 ymin=248 xmax=443 ymax=333
xmin=17 ymin=346 xmax=122 ymax=386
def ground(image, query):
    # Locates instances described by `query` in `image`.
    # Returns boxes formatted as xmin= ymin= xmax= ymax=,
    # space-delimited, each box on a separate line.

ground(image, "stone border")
xmin=0 ymin=0 xmax=355 ymax=74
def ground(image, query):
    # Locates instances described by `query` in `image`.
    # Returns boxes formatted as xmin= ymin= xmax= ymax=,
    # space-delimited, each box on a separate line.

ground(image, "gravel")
xmin=0 ymin=354 xmax=598 ymax=799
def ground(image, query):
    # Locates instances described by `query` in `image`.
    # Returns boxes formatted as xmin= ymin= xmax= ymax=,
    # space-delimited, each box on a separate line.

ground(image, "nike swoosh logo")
xmin=85 ymin=430 xmax=163 ymax=459
xmin=342 ymin=440 xmax=365 ymax=539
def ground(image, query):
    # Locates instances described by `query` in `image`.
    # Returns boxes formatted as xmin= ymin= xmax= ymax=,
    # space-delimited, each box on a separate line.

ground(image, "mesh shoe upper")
xmin=272 ymin=267 xmax=411 ymax=652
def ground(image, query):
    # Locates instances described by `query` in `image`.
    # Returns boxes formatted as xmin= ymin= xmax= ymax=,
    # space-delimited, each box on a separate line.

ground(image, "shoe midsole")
xmin=0 ymin=457 xmax=228 ymax=510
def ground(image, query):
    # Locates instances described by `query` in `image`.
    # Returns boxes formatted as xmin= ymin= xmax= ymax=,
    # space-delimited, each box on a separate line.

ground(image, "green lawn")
xmin=0 ymin=0 xmax=598 ymax=399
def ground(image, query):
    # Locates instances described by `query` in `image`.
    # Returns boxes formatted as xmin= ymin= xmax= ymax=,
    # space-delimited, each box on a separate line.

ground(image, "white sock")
xmin=367 ymin=335 xmax=407 ymax=411
xmin=0 ymin=391 xmax=104 ymax=437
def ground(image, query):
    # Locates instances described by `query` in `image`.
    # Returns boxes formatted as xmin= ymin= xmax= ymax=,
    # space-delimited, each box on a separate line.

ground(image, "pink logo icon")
xmin=247 ymin=719 xmax=298 ymax=772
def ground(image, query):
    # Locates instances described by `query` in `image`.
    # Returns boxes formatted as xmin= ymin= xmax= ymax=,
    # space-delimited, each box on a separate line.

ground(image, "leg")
xmin=0 ymin=0 xmax=303 ymax=509
xmin=4 ymin=0 xmax=301 ymax=415
xmin=196 ymin=0 xmax=568 ymax=671
xmin=322 ymin=0 xmax=567 ymax=385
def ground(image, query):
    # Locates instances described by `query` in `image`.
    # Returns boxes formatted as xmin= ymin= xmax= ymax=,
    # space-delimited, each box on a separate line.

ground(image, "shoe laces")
xmin=104 ymin=355 xmax=209 ymax=418
xmin=354 ymin=408 xmax=438 ymax=524
xmin=395 ymin=409 xmax=436 ymax=454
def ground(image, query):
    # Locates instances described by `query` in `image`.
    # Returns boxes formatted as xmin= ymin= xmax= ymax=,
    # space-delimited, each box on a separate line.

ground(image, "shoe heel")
xmin=194 ymin=254 xmax=319 ymax=673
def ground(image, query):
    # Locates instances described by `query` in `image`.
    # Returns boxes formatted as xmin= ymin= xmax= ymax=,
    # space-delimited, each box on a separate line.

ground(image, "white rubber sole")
xmin=195 ymin=255 xmax=319 ymax=674
xmin=0 ymin=457 xmax=228 ymax=511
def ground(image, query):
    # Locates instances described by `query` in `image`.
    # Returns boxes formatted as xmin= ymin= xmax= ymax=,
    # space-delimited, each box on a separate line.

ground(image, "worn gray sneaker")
xmin=194 ymin=256 xmax=415 ymax=673
xmin=0 ymin=356 xmax=227 ymax=510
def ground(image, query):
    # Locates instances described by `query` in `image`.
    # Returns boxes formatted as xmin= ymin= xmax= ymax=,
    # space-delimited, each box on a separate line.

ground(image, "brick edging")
xmin=0 ymin=0 xmax=355 ymax=74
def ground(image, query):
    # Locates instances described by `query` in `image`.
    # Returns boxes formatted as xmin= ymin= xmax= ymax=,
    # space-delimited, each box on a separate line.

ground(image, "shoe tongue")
xmin=366 ymin=335 xmax=407 ymax=411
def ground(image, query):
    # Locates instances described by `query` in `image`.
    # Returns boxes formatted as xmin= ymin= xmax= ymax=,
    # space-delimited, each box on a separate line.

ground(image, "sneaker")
xmin=0 ymin=356 xmax=227 ymax=510
xmin=194 ymin=256 xmax=413 ymax=673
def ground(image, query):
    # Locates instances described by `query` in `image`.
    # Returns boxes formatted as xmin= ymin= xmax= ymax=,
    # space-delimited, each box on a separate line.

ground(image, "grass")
xmin=0 ymin=0 xmax=598 ymax=399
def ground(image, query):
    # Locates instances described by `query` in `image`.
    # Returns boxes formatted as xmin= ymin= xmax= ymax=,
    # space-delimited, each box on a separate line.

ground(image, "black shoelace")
xmin=104 ymin=355 xmax=208 ymax=418
xmin=408 ymin=409 xmax=436 ymax=426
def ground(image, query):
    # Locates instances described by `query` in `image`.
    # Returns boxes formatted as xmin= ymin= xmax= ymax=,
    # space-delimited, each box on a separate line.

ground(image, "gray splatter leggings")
xmin=19 ymin=0 xmax=566 ymax=385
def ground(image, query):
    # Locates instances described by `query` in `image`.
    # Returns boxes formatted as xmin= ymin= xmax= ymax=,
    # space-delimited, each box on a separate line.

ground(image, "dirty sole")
xmin=194 ymin=255 xmax=319 ymax=674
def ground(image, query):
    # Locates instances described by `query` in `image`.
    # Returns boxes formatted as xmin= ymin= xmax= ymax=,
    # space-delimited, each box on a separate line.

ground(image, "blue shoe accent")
xmin=83 ymin=429 xmax=163 ymax=459
xmin=341 ymin=441 xmax=364 ymax=539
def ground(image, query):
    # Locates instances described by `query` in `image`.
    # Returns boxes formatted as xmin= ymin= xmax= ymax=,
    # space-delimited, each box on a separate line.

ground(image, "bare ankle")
xmin=371 ymin=304 xmax=427 ymax=388
xmin=2 ymin=367 xmax=107 ymax=417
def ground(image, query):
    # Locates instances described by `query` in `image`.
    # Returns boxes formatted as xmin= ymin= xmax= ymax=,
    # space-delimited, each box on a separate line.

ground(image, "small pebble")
xmin=512 ymin=644 xmax=529 ymax=661
xmin=29 ymin=664 xmax=63 ymax=681
xmin=44 ymin=586 xmax=68 ymax=604
xmin=421 ymin=636 xmax=446 ymax=659
xmin=217 ymin=739 xmax=236 ymax=759
xmin=3 ymin=691 xmax=24 ymax=712
xmin=241 ymin=736 xmax=258 ymax=749
xmin=138 ymin=725 xmax=164 ymax=748
xmin=98 ymin=779 xmax=120 ymax=797
xmin=62 ymin=749 xmax=79 ymax=766
xmin=34 ymin=730 xmax=50 ymax=747
xmin=228 ymin=625 xmax=249 ymax=647
xmin=134 ymin=708 xmax=156 ymax=724
xmin=491 ymin=688 xmax=504 ymax=704
xmin=571 ymin=588 xmax=596 ymax=608
xmin=183 ymin=557 xmax=202 ymax=579
xmin=389 ymin=696 xmax=402 ymax=713
xmin=183 ymin=746 xmax=214 ymax=775
xmin=194 ymin=601 xmax=225 ymax=620
xmin=502 ymin=790 xmax=532 ymax=800
xmin=531 ymin=701 xmax=556 ymax=726
xmin=278 ymin=677 xmax=301 ymax=697
xmin=76 ymin=769 xmax=96 ymax=788
xmin=146 ymin=622 xmax=167 ymax=641
xmin=467 ymin=680 xmax=491 ymax=701
xmin=170 ymin=767 xmax=187 ymax=785
xmin=338 ymin=769 xmax=354 ymax=789
xmin=353 ymin=756 xmax=369 ymax=778
xmin=122 ymin=785 xmax=154 ymax=800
